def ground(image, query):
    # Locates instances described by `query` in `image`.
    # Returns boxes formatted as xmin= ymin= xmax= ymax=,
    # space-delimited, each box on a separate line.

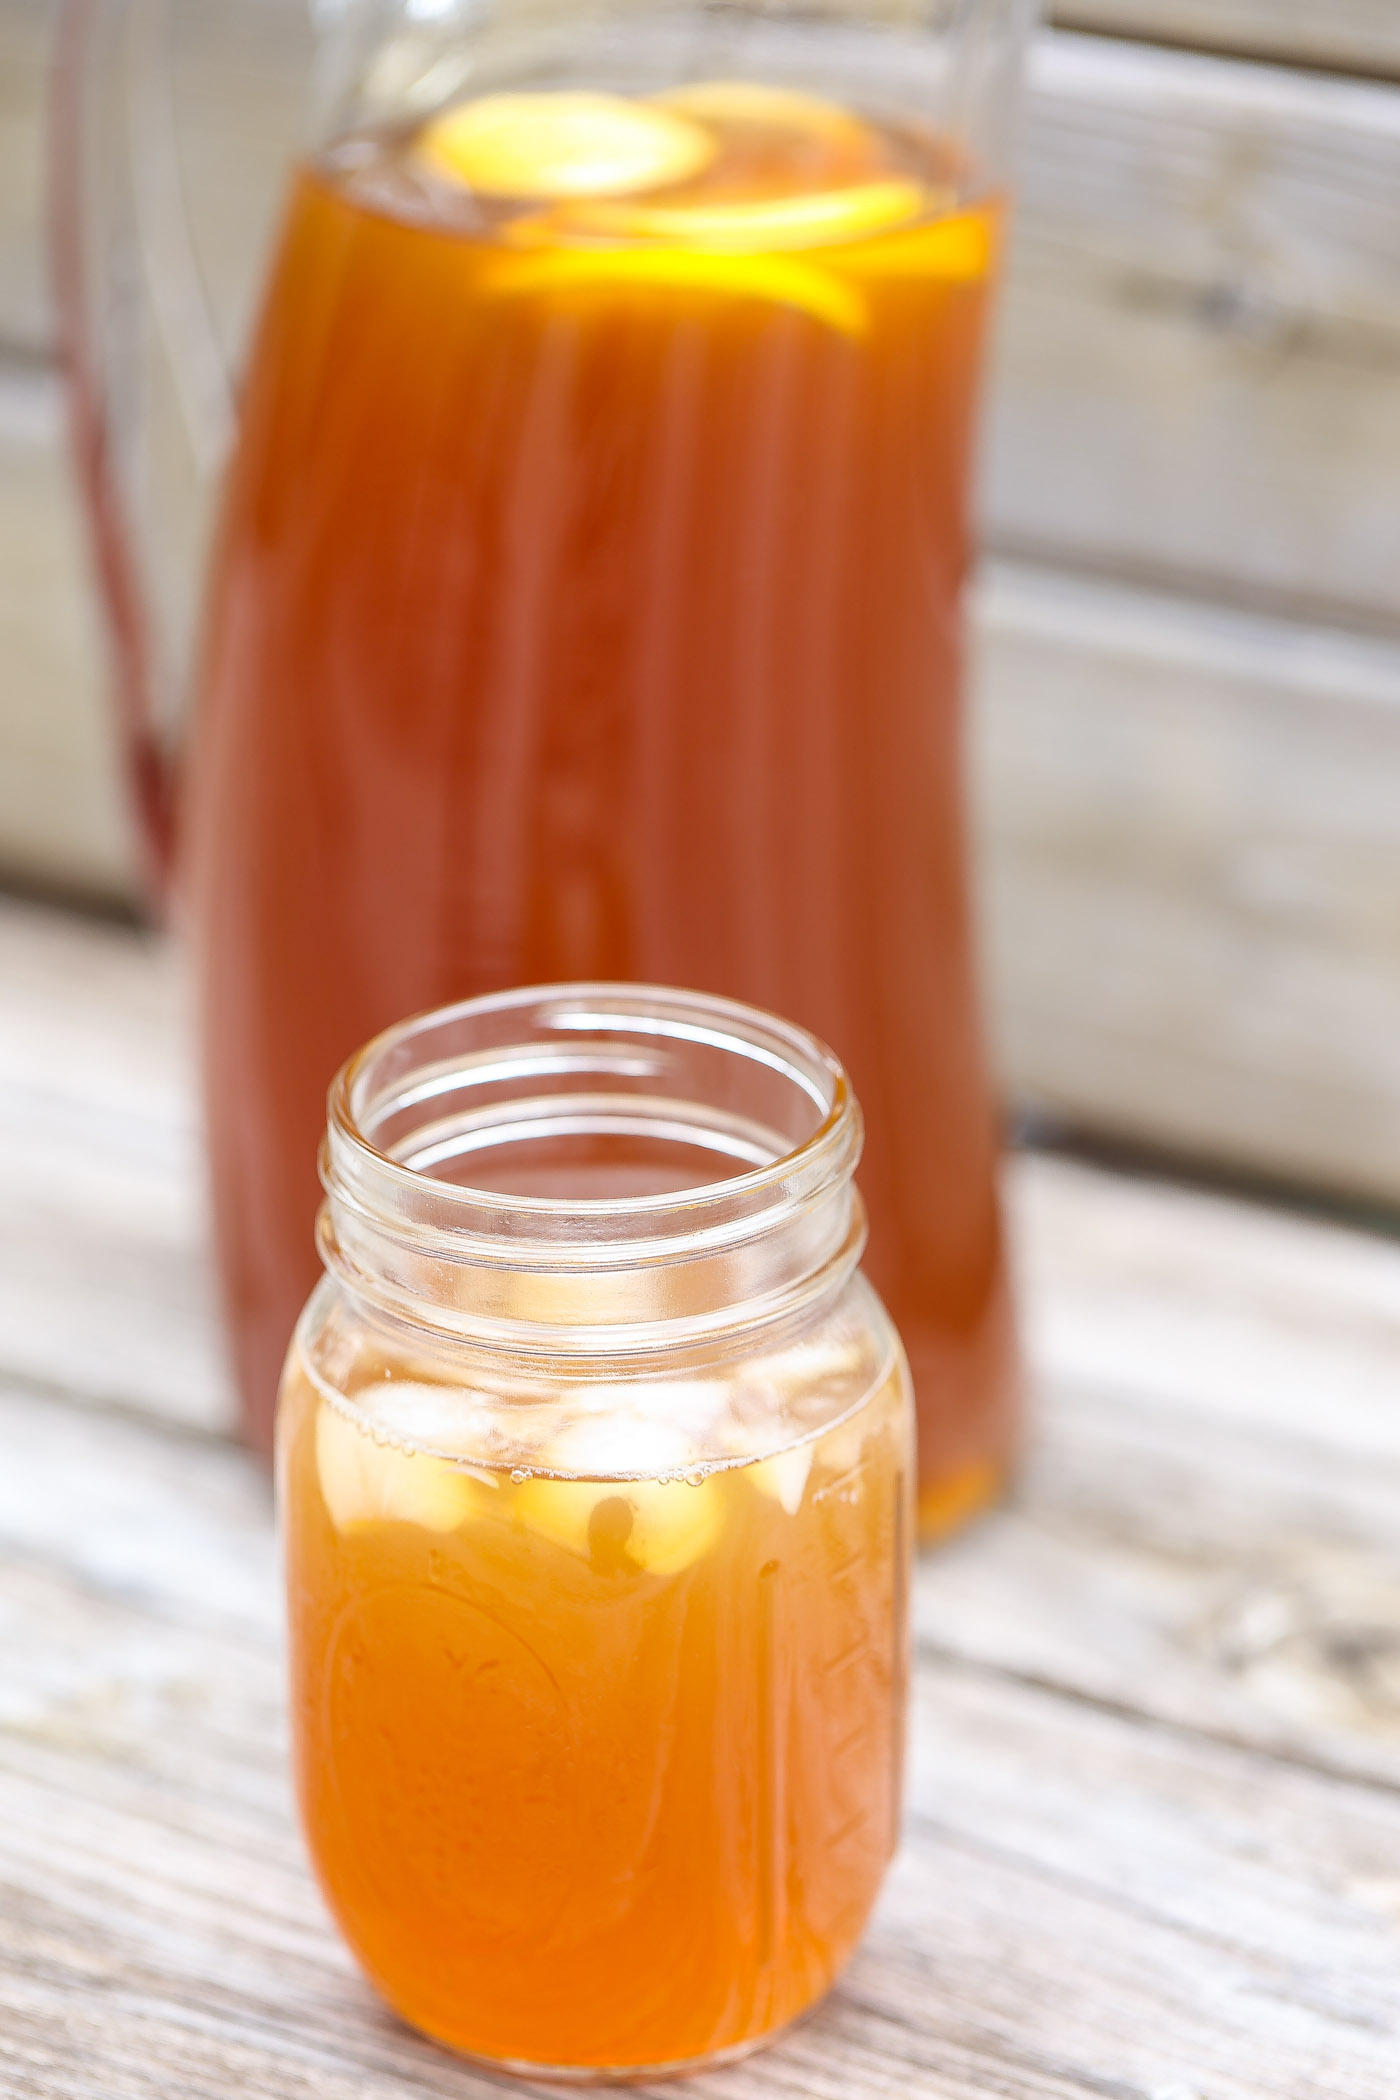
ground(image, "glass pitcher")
xmin=54 ymin=0 xmax=1035 ymax=1536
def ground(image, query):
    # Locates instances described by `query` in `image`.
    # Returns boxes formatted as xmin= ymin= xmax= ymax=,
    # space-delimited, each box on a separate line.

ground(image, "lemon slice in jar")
xmin=416 ymin=90 xmax=715 ymax=198
xmin=516 ymin=1414 xmax=722 ymax=1576
xmin=315 ymin=1397 xmax=477 ymax=1534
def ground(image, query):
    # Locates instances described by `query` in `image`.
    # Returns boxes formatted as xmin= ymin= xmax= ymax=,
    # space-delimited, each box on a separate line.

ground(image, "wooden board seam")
xmin=916 ymin=1635 xmax=1400 ymax=1808
xmin=1049 ymin=11 xmax=1400 ymax=88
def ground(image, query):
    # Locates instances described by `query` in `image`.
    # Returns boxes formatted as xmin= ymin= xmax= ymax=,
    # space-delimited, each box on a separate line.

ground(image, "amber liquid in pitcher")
xmin=188 ymin=84 xmax=1020 ymax=1530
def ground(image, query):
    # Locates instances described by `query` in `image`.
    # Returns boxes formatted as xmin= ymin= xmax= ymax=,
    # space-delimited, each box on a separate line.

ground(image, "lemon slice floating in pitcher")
xmin=841 ymin=204 xmax=997 ymax=281
xmin=561 ymin=179 xmax=926 ymax=253
xmin=417 ymin=90 xmax=715 ymax=198
xmin=655 ymin=79 xmax=868 ymax=146
xmin=483 ymin=244 xmax=867 ymax=336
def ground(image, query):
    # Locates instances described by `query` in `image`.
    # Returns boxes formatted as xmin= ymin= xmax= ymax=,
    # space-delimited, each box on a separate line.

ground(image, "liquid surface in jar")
xmin=279 ymin=1317 xmax=911 ymax=2071
xmin=190 ymin=82 xmax=1020 ymax=1520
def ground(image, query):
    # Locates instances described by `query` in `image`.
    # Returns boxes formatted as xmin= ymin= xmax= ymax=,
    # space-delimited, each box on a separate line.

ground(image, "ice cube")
xmin=352 ymin=1377 xmax=509 ymax=1479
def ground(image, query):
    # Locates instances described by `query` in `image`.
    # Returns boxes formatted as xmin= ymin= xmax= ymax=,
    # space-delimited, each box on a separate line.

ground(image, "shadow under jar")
xmin=277 ymin=983 xmax=914 ymax=2080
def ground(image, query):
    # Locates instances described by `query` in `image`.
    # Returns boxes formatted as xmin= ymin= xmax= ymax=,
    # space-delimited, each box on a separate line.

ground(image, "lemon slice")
xmin=484 ymin=245 xmax=866 ymax=336
xmin=316 ymin=1399 xmax=477 ymax=1534
xmin=654 ymin=80 xmax=866 ymax=149
xmin=558 ymin=178 xmax=924 ymax=254
xmin=843 ymin=206 xmax=996 ymax=282
xmin=417 ymin=90 xmax=715 ymax=199
xmin=516 ymin=1416 xmax=722 ymax=1576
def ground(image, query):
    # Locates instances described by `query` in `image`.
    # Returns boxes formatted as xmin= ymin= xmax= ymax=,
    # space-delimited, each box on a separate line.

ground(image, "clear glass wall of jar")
xmin=277 ymin=983 xmax=914 ymax=2079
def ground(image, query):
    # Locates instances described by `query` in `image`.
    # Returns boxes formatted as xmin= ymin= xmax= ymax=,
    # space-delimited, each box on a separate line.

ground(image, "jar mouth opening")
xmin=326 ymin=981 xmax=858 ymax=1236
xmin=319 ymin=985 xmax=865 ymax=1345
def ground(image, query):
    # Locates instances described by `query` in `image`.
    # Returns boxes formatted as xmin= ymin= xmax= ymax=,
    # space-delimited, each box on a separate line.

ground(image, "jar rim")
xmin=326 ymin=980 xmax=858 ymax=1228
xmin=317 ymin=984 xmax=866 ymax=1348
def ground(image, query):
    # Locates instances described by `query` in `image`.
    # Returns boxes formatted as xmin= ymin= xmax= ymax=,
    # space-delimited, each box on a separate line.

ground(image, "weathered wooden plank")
xmin=984 ymin=33 xmax=1400 ymax=631
xmin=1050 ymin=0 xmax=1400 ymax=78
xmin=0 ymin=0 xmax=50 ymax=356
xmin=973 ymin=558 xmax=1400 ymax=1204
xmin=146 ymin=0 xmax=313 ymax=384
xmin=0 ymin=894 xmax=231 ymax=1432
xmin=0 ymin=364 xmax=134 ymax=900
xmin=0 ymin=0 xmax=308 ymax=357
xmin=924 ymin=1151 xmax=1400 ymax=1793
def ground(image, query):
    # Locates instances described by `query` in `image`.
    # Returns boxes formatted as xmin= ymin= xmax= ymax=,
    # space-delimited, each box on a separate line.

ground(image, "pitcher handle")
xmin=50 ymin=0 xmax=237 ymax=915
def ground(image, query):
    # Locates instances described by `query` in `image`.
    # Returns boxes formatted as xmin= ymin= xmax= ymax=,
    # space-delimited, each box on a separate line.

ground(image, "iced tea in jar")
xmin=278 ymin=984 xmax=913 ymax=2077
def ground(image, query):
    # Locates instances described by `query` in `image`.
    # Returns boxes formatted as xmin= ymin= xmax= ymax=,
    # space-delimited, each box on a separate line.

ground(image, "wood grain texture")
xmin=0 ymin=0 xmax=308 ymax=357
xmin=984 ymin=33 xmax=1400 ymax=631
xmin=0 ymin=0 xmax=50 ymax=356
xmin=929 ymin=1154 xmax=1400 ymax=1792
xmin=0 ymin=365 xmax=134 ymax=900
xmin=0 ymin=895 xmax=230 ymax=1432
xmin=1049 ymin=0 xmax=1400 ymax=78
xmin=2 ymin=897 xmax=1400 ymax=2095
xmin=973 ymin=558 xmax=1400 ymax=1203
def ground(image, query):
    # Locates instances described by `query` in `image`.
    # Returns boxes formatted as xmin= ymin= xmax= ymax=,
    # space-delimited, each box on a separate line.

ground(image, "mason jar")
xmin=277 ymin=982 xmax=914 ymax=2078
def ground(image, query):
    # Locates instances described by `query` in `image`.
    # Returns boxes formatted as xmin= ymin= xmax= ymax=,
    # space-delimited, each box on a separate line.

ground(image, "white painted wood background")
xmin=5 ymin=893 xmax=1400 ymax=2097
xmin=1054 ymin=0 xmax=1400 ymax=74
xmin=2 ymin=2 xmax=1400 ymax=1202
